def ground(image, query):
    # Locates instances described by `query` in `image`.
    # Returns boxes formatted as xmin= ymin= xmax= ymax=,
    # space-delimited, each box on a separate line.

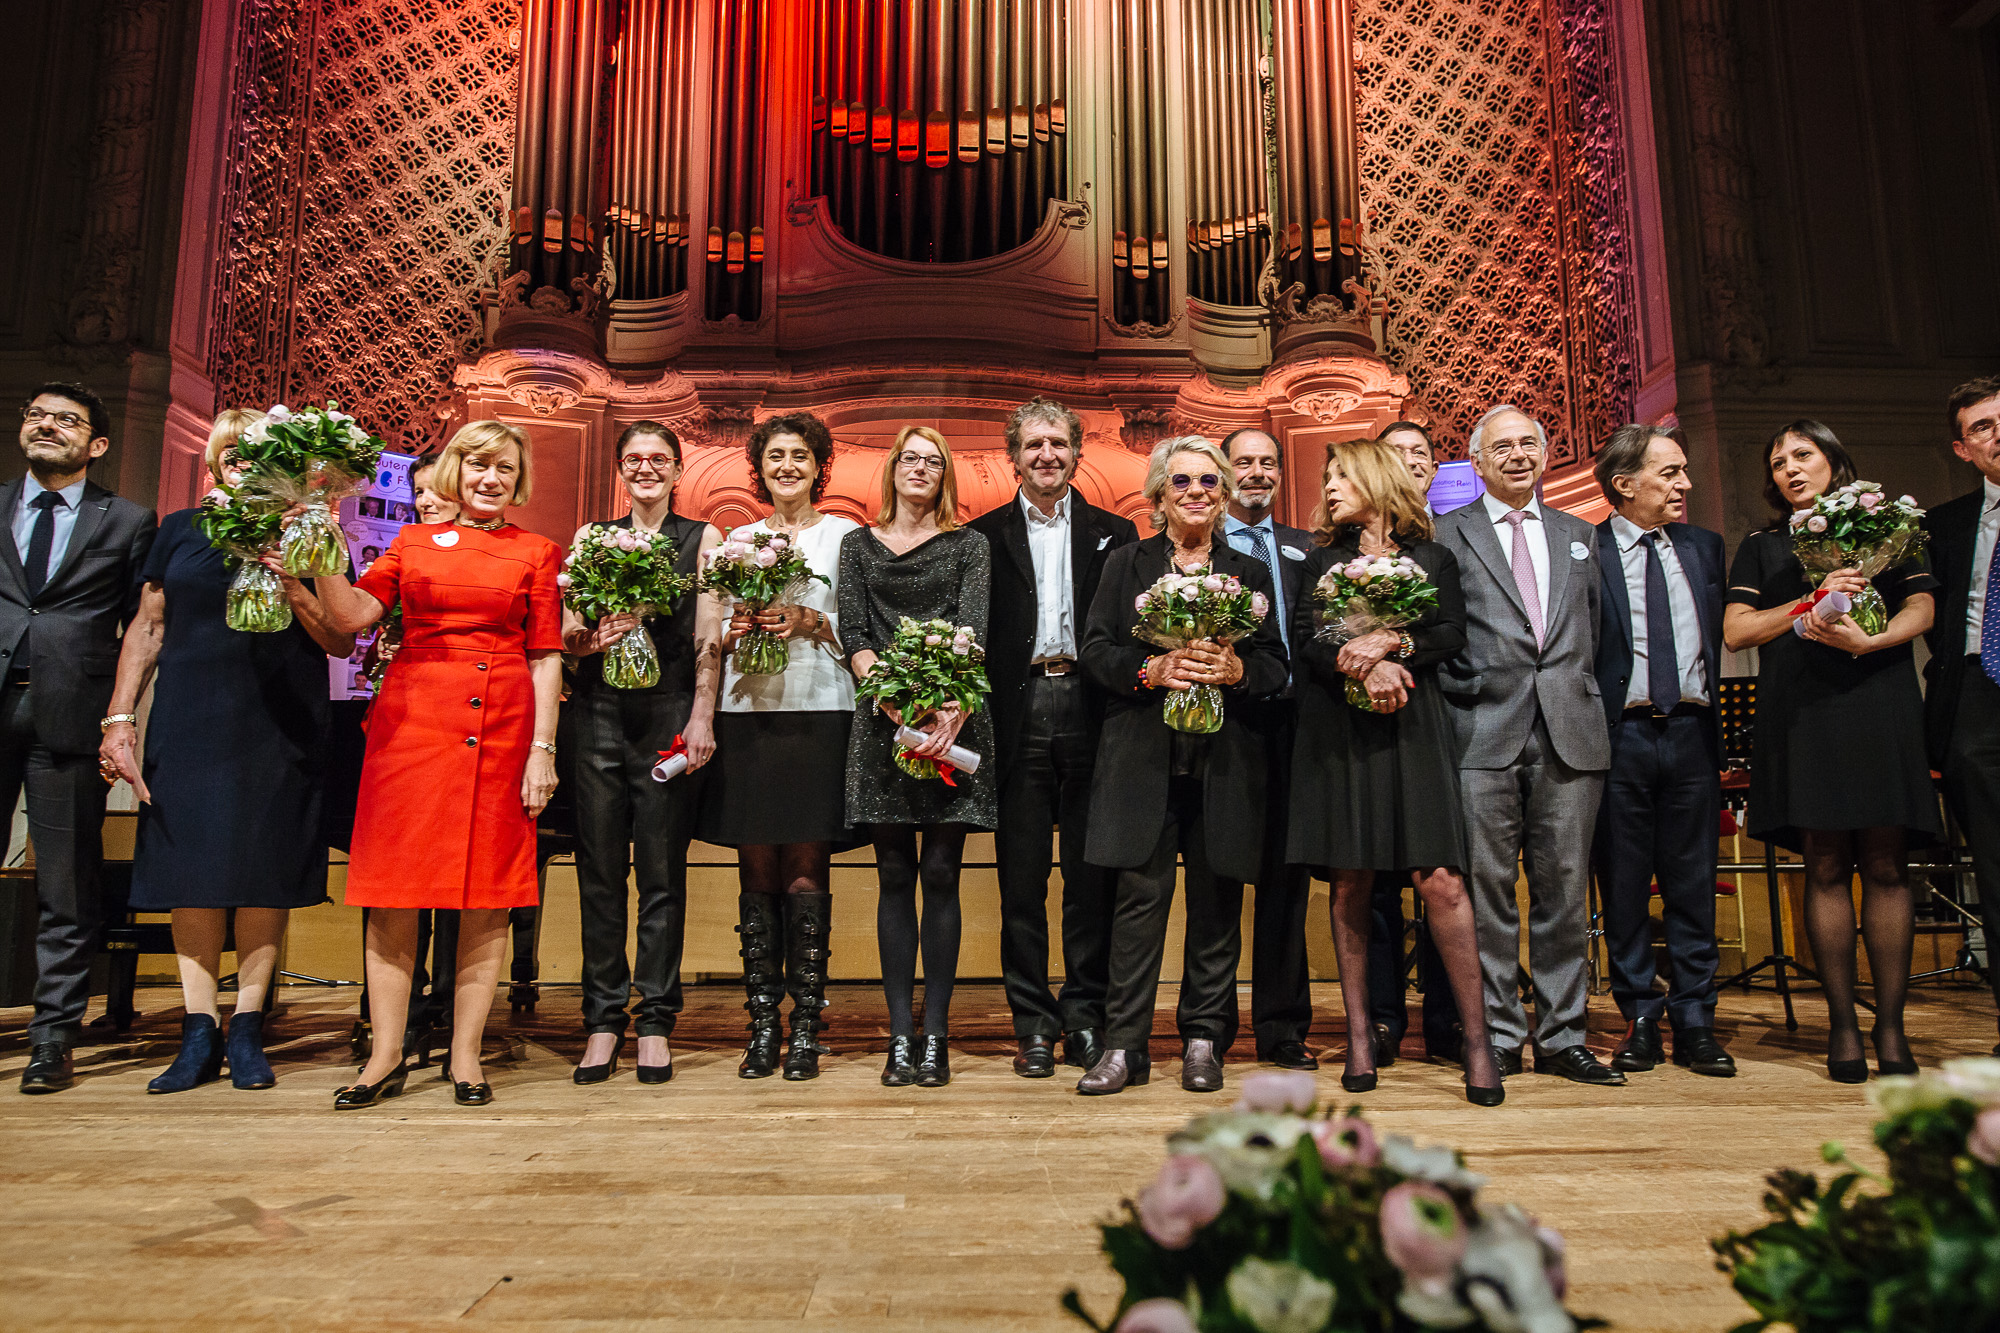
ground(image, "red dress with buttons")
xmin=346 ymin=522 xmax=564 ymax=909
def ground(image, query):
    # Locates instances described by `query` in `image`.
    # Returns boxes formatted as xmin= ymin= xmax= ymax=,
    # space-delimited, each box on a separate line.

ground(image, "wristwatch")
xmin=100 ymin=713 xmax=138 ymax=732
xmin=531 ymin=740 xmax=557 ymax=756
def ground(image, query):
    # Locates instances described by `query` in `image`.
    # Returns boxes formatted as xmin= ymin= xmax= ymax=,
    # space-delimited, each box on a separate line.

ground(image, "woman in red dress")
xmin=313 ymin=421 xmax=564 ymax=1108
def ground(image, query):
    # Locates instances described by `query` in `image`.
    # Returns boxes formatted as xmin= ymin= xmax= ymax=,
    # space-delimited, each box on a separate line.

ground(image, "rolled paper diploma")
xmin=1793 ymin=589 xmax=1852 ymax=635
xmin=651 ymin=752 xmax=689 ymax=782
xmin=894 ymin=724 xmax=982 ymax=775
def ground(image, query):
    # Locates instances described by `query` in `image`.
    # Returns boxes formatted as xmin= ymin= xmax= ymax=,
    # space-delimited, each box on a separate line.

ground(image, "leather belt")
xmin=1621 ymin=700 xmax=1709 ymax=720
xmin=1029 ymin=659 xmax=1077 ymax=677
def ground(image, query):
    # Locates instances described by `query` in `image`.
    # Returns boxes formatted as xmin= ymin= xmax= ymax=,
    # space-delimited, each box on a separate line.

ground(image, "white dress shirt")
xmin=1965 ymin=477 xmax=2000 ymax=646
xmin=1610 ymin=513 xmax=1708 ymax=707
xmin=11 ymin=473 xmax=89 ymax=589
xmin=719 ymin=515 xmax=860 ymax=713
xmin=1022 ymin=488 xmax=1075 ymax=662
xmin=1480 ymin=491 xmax=1548 ymax=614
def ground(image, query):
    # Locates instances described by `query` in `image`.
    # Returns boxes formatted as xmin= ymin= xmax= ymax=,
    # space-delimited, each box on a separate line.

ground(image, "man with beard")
xmin=970 ymin=399 xmax=1137 ymax=1076
xmin=1220 ymin=427 xmax=1319 ymax=1071
xmin=4 ymin=383 xmax=156 ymax=1093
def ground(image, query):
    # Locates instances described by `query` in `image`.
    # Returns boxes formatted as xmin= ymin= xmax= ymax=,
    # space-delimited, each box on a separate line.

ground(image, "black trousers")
xmin=1102 ymin=775 xmax=1244 ymax=1053
xmin=995 ymin=675 xmax=1114 ymax=1039
xmin=1249 ymin=862 xmax=1312 ymax=1051
xmin=1366 ymin=879 xmax=1461 ymax=1050
xmin=0 ymin=681 xmax=108 ymax=1047
xmin=1594 ymin=708 xmax=1721 ymax=1030
xmin=1942 ymin=664 xmax=2000 ymax=1034
xmin=572 ymin=687 xmax=699 ymax=1037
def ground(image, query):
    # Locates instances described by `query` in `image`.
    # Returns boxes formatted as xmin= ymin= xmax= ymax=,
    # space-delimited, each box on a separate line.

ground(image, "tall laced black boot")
xmin=782 ymin=892 xmax=832 ymax=1081
xmin=736 ymin=893 xmax=785 ymax=1078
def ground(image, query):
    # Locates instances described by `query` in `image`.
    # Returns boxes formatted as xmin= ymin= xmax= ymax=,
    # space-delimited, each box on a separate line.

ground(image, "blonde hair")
xmin=1312 ymin=437 xmax=1435 ymax=546
xmin=430 ymin=420 xmax=533 ymax=508
xmin=876 ymin=426 xmax=961 ymax=530
xmin=206 ymin=409 xmax=267 ymax=486
xmin=1142 ymin=435 xmax=1235 ymax=532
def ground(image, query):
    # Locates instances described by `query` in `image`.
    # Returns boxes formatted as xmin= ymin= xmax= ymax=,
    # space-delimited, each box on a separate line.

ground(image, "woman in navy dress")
xmin=99 ymin=410 xmax=354 ymax=1093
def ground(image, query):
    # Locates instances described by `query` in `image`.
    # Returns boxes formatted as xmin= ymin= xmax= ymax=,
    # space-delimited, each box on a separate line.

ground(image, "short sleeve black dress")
xmin=837 ymin=526 xmax=997 ymax=830
xmin=128 ymin=509 xmax=332 ymax=910
xmin=1725 ymin=527 xmax=1942 ymax=853
xmin=1286 ymin=536 xmax=1470 ymax=874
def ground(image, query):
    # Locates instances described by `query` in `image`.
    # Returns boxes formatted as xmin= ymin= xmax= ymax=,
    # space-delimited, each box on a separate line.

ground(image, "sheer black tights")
xmin=1800 ymin=827 xmax=1913 ymax=1065
xmin=738 ymin=843 xmax=832 ymax=897
xmin=873 ymin=824 xmax=967 ymax=1039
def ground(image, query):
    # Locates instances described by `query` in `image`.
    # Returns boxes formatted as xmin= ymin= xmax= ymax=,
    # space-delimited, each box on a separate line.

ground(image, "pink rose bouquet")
xmin=561 ymin=524 xmax=694 ymax=689
xmin=697 ymin=528 xmax=829 ymax=676
xmin=1130 ymin=568 xmax=1267 ymax=735
xmin=853 ymin=616 xmax=989 ymax=781
xmin=1311 ymin=551 xmax=1439 ymax=713
xmin=1786 ymin=480 xmax=1925 ymax=635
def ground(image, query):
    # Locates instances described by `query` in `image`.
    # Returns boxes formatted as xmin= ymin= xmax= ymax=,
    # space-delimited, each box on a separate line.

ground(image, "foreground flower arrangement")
xmin=1066 ymin=1073 xmax=1594 ymax=1333
xmin=1711 ymin=1057 xmax=2000 ymax=1332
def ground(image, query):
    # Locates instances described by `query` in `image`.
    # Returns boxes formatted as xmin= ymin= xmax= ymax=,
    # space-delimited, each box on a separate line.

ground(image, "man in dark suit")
xmin=1435 ymin=405 xmax=1620 ymax=1085
xmin=1218 ymin=427 xmax=1319 ymax=1070
xmin=4 ymin=383 xmax=157 ymax=1093
xmin=1589 ymin=424 xmax=1735 ymax=1077
xmin=968 ymin=398 xmax=1137 ymax=1077
xmin=1921 ymin=375 xmax=2000 ymax=1059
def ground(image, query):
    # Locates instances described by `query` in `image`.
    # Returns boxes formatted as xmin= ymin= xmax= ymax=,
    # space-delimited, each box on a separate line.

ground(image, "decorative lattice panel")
xmin=209 ymin=0 xmax=516 ymax=454
xmin=1354 ymin=0 xmax=1638 ymax=467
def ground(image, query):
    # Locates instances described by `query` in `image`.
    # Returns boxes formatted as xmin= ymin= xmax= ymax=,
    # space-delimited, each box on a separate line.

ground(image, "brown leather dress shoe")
xmin=1180 ymin=1039 xmax=1225 ymax=1093
xmin=1077 ymin=1049 xmax=1150 ymax=1095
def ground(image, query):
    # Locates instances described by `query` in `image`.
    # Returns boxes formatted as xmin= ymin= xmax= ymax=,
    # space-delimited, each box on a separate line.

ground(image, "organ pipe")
xmin=1270 ymin=0 xmax=1362 ymax=305
xmin=1109 ymin=0 xmax=1168 ymax=325
xmin=507 ymin=0 xmax=615 ymax=293
xmin=1180 ymin=0 xmax=1268 ymax=308
xmin=606 ymin=0 xmax=697 ymax=303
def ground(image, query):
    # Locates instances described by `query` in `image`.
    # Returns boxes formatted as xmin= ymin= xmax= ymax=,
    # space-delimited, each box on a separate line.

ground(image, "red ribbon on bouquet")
xmin=896 ymin=747 xmax=958 ymax=786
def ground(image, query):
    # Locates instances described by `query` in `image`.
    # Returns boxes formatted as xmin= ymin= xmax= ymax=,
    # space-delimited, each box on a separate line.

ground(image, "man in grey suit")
xmin=1434 ymin=405 xmax=1620 ymax=1085
xmin=5 ymin=383 xmax=156 ymax=1093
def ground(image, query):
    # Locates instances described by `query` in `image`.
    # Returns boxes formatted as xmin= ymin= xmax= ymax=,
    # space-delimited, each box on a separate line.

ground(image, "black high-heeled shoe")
xmin=574 ymin=1034 xmax=624 ymax=1085
xmin=1340 ymin=1068 xmax=1378 ymax=1094
xmin=1465 ymin=1078 xmax=1506 ymax=1107
xmin=915 ymin=1034 xmax=951 ymax=1087
xmin=636 ymin=1038 xmax=673 ymax=1085
xmin=443 ymin=1063 xmax=493 ymax=1106
xmin=881 ymin=1035 xmax=918 ymax=1087
xmin=332 ymin=1064 xmax=409 ymax=1109
xmin=1870 ymin=1027 xmax=1918 ymax=1077
xmin=1827 ymin=1026 xmax=1868 ymax=1083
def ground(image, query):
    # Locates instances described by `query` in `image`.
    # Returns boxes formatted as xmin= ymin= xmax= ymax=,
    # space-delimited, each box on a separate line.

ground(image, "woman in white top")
xmin=688 ymin=412 xmax=857 ymax=1081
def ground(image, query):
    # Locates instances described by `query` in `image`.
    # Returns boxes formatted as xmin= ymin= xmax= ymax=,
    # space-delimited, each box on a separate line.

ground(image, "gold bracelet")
xmin=531 ymin=741 xmax=557 ymax=756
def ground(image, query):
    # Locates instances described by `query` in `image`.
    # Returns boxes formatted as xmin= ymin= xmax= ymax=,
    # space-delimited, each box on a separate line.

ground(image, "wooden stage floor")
xmin=3 ymin=981 xmax=1997 ymax=1332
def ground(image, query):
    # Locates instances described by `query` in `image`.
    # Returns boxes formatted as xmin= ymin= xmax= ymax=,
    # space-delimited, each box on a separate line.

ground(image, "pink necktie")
xmin=1503 ymin=509 xmax=1544 ymax=646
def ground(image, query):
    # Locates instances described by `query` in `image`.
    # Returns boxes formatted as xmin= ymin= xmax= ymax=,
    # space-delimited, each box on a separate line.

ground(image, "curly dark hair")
xmin=746 ymin=411 xmax=835 ymax=504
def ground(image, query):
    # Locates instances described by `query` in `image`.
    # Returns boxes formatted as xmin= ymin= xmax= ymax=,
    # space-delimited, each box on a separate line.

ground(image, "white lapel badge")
xmin=433 ymin=530 xmax=460 ymax=548
xmin=1281 ymin=545 xmax=1306 ymax=561
xmin=1569 ymin=541 xmax=1589 ymax=561
xmin=1097 ymin=535 xmax=1112 ymax=550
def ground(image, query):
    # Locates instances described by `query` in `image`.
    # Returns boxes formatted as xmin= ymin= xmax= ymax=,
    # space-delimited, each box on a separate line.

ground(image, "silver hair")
xmin=1465 ymin=404 xmax=1549 ymax=460
xmin=1142 ymin=434 xmax=1235 ymax=531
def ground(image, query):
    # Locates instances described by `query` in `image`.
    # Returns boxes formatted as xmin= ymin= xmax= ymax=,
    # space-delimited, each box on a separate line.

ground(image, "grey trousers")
xmin=1460 ymin=717 xmax=1603 ymax=1054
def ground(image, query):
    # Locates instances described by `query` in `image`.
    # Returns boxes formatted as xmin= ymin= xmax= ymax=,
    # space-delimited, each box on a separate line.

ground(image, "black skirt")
xmin=699 ymin=710 xmax=854 ymax=847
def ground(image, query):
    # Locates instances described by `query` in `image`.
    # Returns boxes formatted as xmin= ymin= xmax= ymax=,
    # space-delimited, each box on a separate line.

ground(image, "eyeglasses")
xmin=1966 ymin=418 xmax=2000 ymax=444
xmin=620 ymin=453 xmax=677 ymax=474
xmin=1485 ymin=438 xmax=1544 ymax=462
xmin=1169 ymin=472 xmax=1222 ymax=493
xmin=895 ymin=452 xmax=946 ymax=473
xmin=21 ymin=407 xmax=86 ymax=431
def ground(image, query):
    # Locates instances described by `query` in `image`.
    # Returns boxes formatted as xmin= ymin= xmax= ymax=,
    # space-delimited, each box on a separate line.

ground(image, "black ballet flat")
xmin=573 ymin=1035 xmax=624 ymax=1085
xmin=1340 ymin=1069 xmax=1377 ymax=1094
xmin=443 ymin=1064 xmax=493 ymax=1106
xmin=881 ymin=1035 xmax=918 ymax=1087
xmin=332 ymin=1064 xmax=409 ymax=1110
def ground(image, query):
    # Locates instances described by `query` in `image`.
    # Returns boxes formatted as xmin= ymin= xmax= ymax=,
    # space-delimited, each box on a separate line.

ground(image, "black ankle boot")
xmin=736 ymin=893 xmax=784 ymax=1078
xmin=782 ymin=892 xmax=832 ymax=1081
xmin=149 ymin=1014 xmax=224 ymax=1094
xmin=226 ymin=1010 xmax=275 ymax=1089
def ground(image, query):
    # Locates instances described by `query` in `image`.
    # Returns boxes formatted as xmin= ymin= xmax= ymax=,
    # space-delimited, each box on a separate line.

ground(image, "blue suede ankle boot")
xmin=227 ymin=1010 xmax=275 ymax=1089
xmin=148 ymin=1013 xmax=223 ymax=1094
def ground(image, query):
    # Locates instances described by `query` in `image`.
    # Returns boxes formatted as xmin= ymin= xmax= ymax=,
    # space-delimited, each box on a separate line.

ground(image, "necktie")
xmin=1643 ymin=532 xmax=1680 ymax=712
xmin=1242 ymin=525 xmax=1287 ymax=649
xmin=1503 ymin=509 xmax=1544 ymax=645
xmin=1980 ymin=508 xmax=2000 ymax=683
xmin=25 ymin=490 xmax=63 ymax=598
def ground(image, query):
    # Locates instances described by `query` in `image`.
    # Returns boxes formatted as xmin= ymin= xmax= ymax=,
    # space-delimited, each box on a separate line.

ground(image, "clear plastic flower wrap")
xmin=192 ymin=486 xmax=292 ymax=634
xmin=225 ymin=562 xmax=293 ymax=634
xmin=1130 ymin=568 xmax=1267 ymax=735
xmin=697 ymin=528 xmax=830 ymax=677
xmin=229 ymin=404 xmax=385 ymax=579
xmin=1311 ymin=552 xmax=1439 ymax=713
xmin=559 ymin=524 xmax=694 ymax=690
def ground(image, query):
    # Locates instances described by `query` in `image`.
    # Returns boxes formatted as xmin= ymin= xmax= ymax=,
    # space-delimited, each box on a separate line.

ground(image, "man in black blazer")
xmin=968 ymin=398 xmax=1138 ymax=1077
xmin=1922 ymin=375 xmax=2000 ymax=1058
xmin=5 ymin=383 xmax=157 ymax=1093
xmin=1218 ymin=427 xmax=1319 ymax=1071
xmin=1589 ymin=423 xmax=1734 ymax=1077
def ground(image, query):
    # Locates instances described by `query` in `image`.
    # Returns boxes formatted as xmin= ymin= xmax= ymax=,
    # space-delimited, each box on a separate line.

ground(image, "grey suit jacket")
xmin=0 ymin=477 xmax=157 ymax=755
xmin=1434 ymin=499 xmax=1610 ymax=773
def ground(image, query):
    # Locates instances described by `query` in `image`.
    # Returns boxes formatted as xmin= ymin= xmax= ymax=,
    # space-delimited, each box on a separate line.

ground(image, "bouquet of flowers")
xmin=559 ymin=524 xmax=694 ymax=689
xmin=230 ymin=402 xmax=385 ymax=578
xmin=1312 ymin=553 xmax=1439 ymax=713
xmin=1712 ymin=1057 xmax=2000 ymax=1332
xmin=1787 ymin=481 xmax=1925 ymax=637
xmin=192 ymin=486 xmax=292 ymax=633
xmin=1131 ymin=569 xmax=1267 ymax=735
xmin=697 ymin=528 xmax=829 ymax=676
xmin=1065 ymin=1072 xmax=1594 ymax=1333
xmin=853 ymin=617 xmax=989 ymax=781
